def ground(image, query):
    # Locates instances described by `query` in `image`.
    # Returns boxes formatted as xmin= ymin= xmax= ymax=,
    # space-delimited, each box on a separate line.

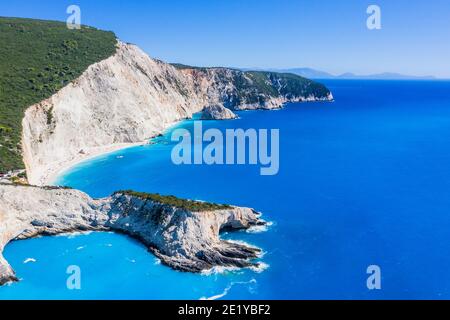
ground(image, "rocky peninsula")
xmin=0 ymin=183 xmax=266 ymax=285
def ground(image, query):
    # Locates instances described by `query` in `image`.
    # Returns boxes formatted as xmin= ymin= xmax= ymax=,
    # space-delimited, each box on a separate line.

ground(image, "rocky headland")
xmin=0 ymin=184 xmax=266 ymax=285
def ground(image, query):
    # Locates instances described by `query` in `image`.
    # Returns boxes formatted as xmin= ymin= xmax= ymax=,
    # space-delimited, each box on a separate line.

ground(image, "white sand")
xmin=37 ymin=116 xmax=186 ymax=186
xmin=39 ymin=141 xmax=146 ymax=186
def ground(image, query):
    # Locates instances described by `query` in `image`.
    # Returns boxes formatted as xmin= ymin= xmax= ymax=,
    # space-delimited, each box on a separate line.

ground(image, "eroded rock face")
xmin=0 ymin=184 xmax=109 ymax=284
xmin=0 ymin=184 xmax=266 ymax=285
xmin=21 ymin=41 xmax=332 ymax=186
xmin=0 ymin=256 xmax=17 ymax=286
xmin=200 ymin=105 xmax=238 ymax=120
xmin=106 ymin=193 xmax=264 ymax=272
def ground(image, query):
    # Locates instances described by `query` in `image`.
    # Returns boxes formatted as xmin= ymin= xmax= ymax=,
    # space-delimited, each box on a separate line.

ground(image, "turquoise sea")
xmin=2 ymin=80 xmax=450 ymax=299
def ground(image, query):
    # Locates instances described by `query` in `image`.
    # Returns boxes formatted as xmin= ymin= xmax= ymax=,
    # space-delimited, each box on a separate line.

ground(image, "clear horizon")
xmin=1 ymin=0 xmax=450 ymax=78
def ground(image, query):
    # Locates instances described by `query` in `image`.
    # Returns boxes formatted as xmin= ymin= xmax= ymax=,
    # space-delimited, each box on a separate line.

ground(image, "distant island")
xmin=241 ymin=67 xmax=437 ymax=80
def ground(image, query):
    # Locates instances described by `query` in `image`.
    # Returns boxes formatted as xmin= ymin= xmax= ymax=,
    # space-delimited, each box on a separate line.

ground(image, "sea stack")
xmin=200 ymin=104 xmax=238 ymax=120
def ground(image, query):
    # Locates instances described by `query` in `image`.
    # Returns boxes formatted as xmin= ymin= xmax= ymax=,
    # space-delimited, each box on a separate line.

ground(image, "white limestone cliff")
xmin=22 ymin=42 xmax=205 ymax=185
xmin=0 ymin=183 xmax=266 ymax=285
xmin=21 ymin=41 xmax=332 ymax=186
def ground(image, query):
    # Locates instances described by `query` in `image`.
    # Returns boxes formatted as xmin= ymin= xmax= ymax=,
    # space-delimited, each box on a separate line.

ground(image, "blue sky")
xmin=2 ymin=0 xmax=450 ymax=77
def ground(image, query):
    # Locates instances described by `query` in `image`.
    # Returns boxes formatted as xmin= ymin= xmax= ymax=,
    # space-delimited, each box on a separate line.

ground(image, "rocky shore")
xmin=200 ymin=105 xmax=238 ymax=120
xmin=0 ymin=183 xmax=266 ymax=285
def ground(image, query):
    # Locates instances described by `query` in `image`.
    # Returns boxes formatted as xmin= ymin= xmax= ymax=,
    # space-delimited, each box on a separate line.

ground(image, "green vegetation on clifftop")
xmin=233 ymin=70 xmax=330 ymax=105
xmin=172 ymin=64 xmax=331 ymax=106
xmin=115 ymin=190 xmax=233 ymax=212
xmin=0 ymin=17 xmax=117 ymax=174
xmin=0 ymin=17 xmax=331 ymax=175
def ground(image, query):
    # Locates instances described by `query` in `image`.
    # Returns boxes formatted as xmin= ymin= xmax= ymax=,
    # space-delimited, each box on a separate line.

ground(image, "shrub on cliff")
xmin=172 ymin=64 xmax=331 ymax=107
xmin=0 ymin=17 xmax=117 ymax=173
xmin=115 ymin=190 xmax=232 ymax=212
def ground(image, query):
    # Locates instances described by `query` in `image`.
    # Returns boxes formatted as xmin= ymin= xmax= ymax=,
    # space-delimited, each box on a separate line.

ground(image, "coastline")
xmin=40 ymin=141 xmax=146 ymax=186
xmin=36 ymin=117 xmax=189 ymax=186
xmin=0 ymin=184 xmax=266 ymax=286
xmin=38 ymin=96 xmax=333 ymax=186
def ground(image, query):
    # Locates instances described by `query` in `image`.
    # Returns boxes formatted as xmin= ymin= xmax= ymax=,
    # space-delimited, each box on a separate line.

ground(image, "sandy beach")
xmin=38 ymin=141 xmax=147 ymax=186
xmin=32 ymin=116 xmax=188 ymax=186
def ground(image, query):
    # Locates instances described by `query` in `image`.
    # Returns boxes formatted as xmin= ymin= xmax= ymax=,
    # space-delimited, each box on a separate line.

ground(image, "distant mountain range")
xmin=240 ymin=67 xmax=436 ymax=80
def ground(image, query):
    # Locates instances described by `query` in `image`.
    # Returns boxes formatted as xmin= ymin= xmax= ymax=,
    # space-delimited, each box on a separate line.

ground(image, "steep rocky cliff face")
xmin=0 ymin=17 xmax=117 ymax=174
xmin=0 ymin=184 xmax=109 ymax=285
xmin=21 ymin=42 xmax=332 ymax=185
xmin=22 ymin=42 xmax=205 ymax=185
xmin=176 ymin=65 xmax=333 ymax=110
xmin=106 ymin=192 xmax=265 ymax=272
xmin=0 ymin=184 xmax=266 ymax=285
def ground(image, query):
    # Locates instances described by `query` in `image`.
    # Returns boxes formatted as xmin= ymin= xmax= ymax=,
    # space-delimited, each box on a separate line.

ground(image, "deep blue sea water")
xmin=2 ymin=80 xmax=450 ymax=299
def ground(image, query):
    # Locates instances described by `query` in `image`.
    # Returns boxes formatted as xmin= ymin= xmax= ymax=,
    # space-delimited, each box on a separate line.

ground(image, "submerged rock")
xmin=0 ymin=184 xmax=266 ymax=285
xmin=200 ymin=105 xmax=238 ymax=120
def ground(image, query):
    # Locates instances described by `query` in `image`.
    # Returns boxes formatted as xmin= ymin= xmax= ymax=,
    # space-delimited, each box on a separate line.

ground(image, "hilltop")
xmin=0 ymin=17 xmax=117 ymax=173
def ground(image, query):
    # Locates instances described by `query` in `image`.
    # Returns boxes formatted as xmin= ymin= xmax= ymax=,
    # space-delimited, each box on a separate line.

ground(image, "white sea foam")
xmin=257 ymin=250 xmax=267 ymax=258
xmin=249 ymin=262 xmax=269 ymax=273
xmin=246 ymin=221 xmax=273 ymax=233
xmin=154 ymin=258 xmax=161 ymax=265
xmin=246 ymin=221 xmax=273 ymax=234
xmin=76 ymin=246 xmax=86 ymax=251
xmin=57 ymin=231 xmax=93 ymax=239
xmin=201 ymin=265 xmax=241 ymax=276
xmin=23 ymin=258 xmax=36 ymax=264
xmin=246 ymin=225 xmax=267 ymax=233
xmin=200 ymin=285 xmax=232 ymax=300
xmin=201 ymin=261 xmax=269 ymax=276
xmin=199 ymin=279 xmax=257 ymax=300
